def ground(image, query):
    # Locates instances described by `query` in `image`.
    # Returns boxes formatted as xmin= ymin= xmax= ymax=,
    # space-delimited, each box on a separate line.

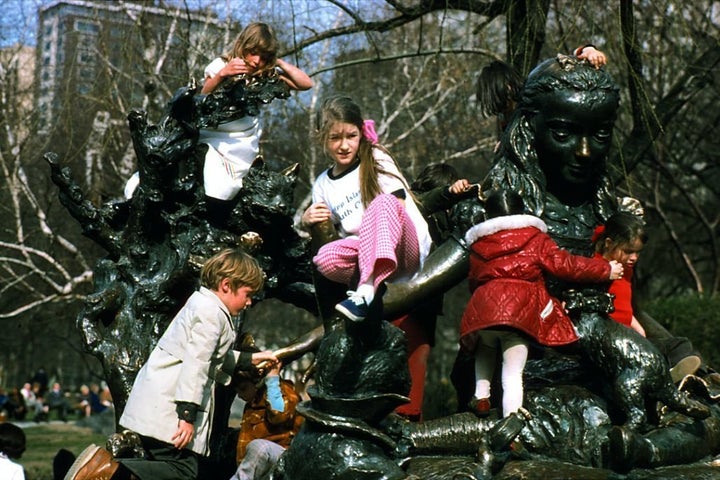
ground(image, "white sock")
xmin=355 ymin=281 xmax=375 ymax=304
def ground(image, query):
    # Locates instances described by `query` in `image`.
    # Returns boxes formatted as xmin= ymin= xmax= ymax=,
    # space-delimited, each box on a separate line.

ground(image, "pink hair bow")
xmin=362 ymin=119 xmax=379 ymax=144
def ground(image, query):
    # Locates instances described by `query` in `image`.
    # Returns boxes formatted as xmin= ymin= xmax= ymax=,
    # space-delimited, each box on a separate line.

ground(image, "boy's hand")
xmin=252 ymin=351 xmax=279 ymax=377
xmin=251 ymin=350 xmax=278 ymax=366
xmin=172 ymin=420 xmax=195 ymax=450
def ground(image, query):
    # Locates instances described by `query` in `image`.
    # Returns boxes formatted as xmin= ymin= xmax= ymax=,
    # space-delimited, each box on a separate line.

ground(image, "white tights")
xmin=473 ymin=329 xmax=529 ymax=417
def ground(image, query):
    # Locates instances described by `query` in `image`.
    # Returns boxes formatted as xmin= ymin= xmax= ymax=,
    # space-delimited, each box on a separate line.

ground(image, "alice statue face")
xmin=531 ymin=89 xmax=617 ymax=198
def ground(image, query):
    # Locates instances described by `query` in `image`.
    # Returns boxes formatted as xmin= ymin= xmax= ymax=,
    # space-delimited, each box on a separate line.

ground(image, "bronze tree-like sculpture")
xmin=48 ymin=56 xmax=720 ymax=479
xmin=46 ymin=75 xmax=315 ymax=417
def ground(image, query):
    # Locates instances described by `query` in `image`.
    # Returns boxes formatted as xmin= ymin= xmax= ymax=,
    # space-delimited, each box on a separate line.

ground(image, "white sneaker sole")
xmin=335 ymin=303 xmax=365 ymax=322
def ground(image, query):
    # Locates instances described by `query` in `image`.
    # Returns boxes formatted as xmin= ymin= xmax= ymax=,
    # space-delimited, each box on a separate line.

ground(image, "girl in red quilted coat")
xmin=460 ymin=190 xmax=623 ymax=417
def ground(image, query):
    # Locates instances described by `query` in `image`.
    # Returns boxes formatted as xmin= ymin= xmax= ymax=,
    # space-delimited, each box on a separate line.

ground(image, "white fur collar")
xmin=464 ymin=214 xmax=547 ymax=245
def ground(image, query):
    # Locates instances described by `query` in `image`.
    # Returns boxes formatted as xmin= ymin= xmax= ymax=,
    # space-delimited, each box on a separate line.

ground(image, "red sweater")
xmin=594 ymin=252 xmax=633 ymax=326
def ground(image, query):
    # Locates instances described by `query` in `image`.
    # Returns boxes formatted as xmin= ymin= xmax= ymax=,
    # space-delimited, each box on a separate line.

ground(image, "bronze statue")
xmin=278 ymin=56 xmax=720 ymax=478
xmin=46 ymin=75 xmax=314 ymax=419
xmin=47 ymin=54 xmax=720 ymax=479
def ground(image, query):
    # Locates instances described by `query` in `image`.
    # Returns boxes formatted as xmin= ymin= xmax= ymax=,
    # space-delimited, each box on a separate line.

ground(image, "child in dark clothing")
xmin=390 ymin=163 xmax=474 ymax=421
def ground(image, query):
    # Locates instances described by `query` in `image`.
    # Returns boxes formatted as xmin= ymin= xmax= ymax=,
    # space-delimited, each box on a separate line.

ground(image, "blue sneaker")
xmin=335 ymin=291 xmax=369 ymax=322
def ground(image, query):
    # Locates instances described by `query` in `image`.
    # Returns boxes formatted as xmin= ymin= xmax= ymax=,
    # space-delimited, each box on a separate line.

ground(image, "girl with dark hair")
xmin=592 ymin=212 xmax=648 ymax=337
xmin=477 ymin=46 xmax=606 ymax=148
xmin=477 ymin=60 xmax=524 ymax=141
xmin=301 ymin=95 xmax=431 ymax=322
xmin=460 ymin=190 xmax=622 ymax=417
xmin=591 ymin=212 xmax=702 ymax=381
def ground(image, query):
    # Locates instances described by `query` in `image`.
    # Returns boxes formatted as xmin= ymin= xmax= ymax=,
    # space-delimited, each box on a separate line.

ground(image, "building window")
xmin=80 ymin=67 xmax=95 ymax=78
xmin=78 ymin=51 xmax=94 ymax=65
xmin=75 ymin=21 xmax=99 ymax=34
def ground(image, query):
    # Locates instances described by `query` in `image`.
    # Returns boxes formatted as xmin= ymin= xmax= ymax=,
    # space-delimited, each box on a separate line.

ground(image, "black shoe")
xmin=468 ymin=397 xmax=491 ymax=418
xmin=488 ymin=409 xmax=530 ymax=451
xmin=607 ymin=425 xmax=655 ymax=472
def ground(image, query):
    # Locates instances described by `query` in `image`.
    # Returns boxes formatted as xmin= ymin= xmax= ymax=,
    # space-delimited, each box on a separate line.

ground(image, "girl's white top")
xmin=312 ymin=147 xmax=432 ymax=266
xmin=199 ymin=57 xmax=262 ymax=200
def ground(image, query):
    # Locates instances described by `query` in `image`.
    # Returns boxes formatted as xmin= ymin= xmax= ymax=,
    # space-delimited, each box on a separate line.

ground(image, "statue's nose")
xmin=576 ymin=137 xmax=591 ymax=157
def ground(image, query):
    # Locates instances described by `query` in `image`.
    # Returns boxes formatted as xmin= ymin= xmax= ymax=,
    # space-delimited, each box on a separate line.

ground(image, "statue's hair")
xmin=201 ymin=248 xmax=264 ymax=292
xmin=520 ymin=55 xmax=619 ymax=112
xmin=314 ymin=95 xmax=411 ymax=208
xmin=486 ymin=55 xmax=619 ymax=220
xmin=484 ymin=189 xmax=526 ymax=219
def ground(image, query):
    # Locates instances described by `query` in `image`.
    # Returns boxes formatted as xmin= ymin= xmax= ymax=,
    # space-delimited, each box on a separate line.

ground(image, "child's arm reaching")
xmin=448 ymin=179 xmax=472 ymax=195
xmin=574 ymin=45 xmax=607 ymax=69
xmin=276 ymin=58 xmax=313 ymax=91
xmin=265 ymin=362 xmax=285 ymax=412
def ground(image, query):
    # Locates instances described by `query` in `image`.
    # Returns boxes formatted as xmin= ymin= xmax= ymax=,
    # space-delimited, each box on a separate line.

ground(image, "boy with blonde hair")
xmin=66 ymin=249 xmax=278 ymax=480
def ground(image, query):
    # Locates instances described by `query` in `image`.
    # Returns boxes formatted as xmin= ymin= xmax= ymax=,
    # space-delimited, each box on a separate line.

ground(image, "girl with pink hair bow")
xmin=301 ymin=95 xmax=431 ymax=323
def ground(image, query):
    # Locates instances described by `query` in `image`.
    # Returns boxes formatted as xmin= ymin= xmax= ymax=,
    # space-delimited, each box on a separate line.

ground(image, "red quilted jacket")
xmin=460 ymin=214 xmax=611 ymax=352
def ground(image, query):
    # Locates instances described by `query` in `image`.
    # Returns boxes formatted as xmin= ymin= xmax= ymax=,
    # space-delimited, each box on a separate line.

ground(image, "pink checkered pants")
xmin=313 ymin=194 xmax=420 ymax=289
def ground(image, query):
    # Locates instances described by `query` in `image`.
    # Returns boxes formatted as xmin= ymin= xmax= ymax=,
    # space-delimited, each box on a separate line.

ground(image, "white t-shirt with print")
xmin=312 ymin=147 xmax=432 ymax=265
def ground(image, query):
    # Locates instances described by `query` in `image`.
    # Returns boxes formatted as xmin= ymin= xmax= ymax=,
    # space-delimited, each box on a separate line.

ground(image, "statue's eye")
xmin=552 ymin=129 xmax=570 ymax=141
xmin=594 ymin=129 xmax=611 ymax=142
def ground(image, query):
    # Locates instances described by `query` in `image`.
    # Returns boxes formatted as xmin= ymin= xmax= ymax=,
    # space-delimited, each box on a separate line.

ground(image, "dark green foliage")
xmin=642 ymin=295 xmax=720 ymax=369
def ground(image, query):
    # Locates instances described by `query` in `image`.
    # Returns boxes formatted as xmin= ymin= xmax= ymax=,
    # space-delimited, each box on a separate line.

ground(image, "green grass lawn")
xmin=18 ymin=422 xmax=108 ymax=480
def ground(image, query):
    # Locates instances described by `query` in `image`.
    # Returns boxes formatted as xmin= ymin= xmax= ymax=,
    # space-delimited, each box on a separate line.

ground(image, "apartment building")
xmin=35 ymin=0 xmax=227 ymax=200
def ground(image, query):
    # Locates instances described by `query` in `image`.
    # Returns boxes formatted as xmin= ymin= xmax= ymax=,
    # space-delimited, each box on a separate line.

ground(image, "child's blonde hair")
xmin=201 ymin=248 xmax=264 ymax=292
xmin=224 ymin=22 xmax=278 ymax=74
